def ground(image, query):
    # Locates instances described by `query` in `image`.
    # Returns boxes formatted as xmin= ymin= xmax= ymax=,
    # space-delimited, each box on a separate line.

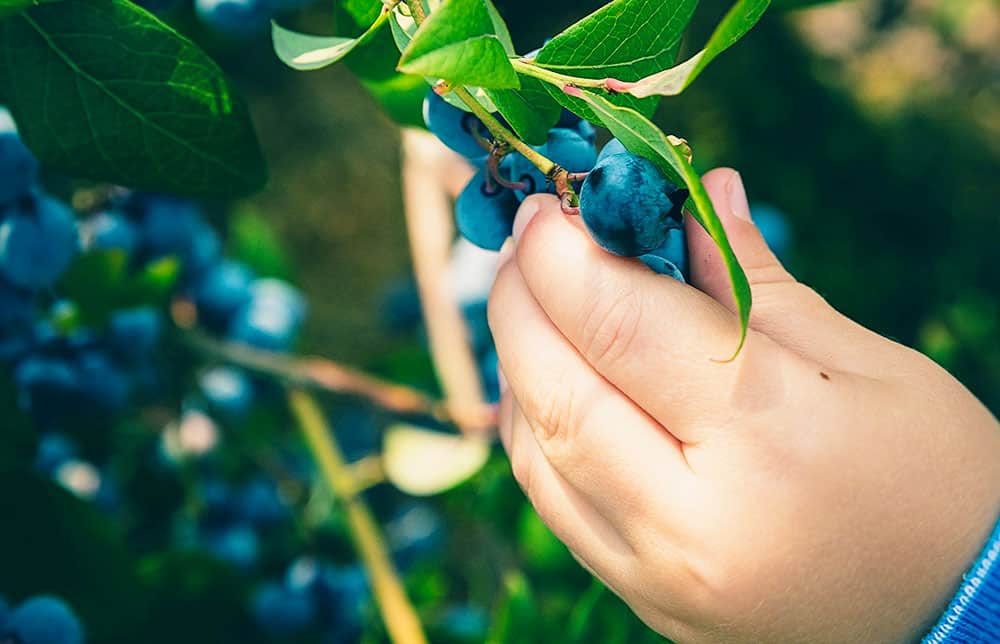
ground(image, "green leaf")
xmin=0 ymin=0 xmax=58 ymax=20
xmin=485 ymin=76 xmax=561 ymax=145
xmin=486 ymin=571 xmax=539 ymax=644
xmin=341 ymin=0 xmax=381 ymax=24
xmin=58 ymin=250 xmax=179 ymax=327
xmin=0 ymin=0 xmax=266 ymax=198
xmin=397 ymin=0 xmax=519 ymax=89
xmin=569 ymin=88 xmax=751 ymax=357
xmin=272 ymin=5 xmax=390 ymax=71
xmin=621 ymin=0 xmax=771 ymax=97
xmin=361 ymin=72 xmax=427 ymax=127
xmin=534 ymin=0 xmax=697 ymax=122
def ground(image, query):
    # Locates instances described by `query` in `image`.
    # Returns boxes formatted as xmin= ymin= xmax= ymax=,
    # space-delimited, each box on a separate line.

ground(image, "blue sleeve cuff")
xmin=923 ymin=519 xmax=1000 ymax=643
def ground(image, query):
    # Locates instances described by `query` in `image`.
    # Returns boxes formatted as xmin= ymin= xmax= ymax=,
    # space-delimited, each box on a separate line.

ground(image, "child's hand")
xmin=488 ymin=168 xmax=1000 ymax=644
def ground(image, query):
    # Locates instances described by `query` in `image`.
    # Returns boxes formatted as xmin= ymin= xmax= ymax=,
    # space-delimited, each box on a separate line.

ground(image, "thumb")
xmin=688 ymin=168 xmax=880 ymax=369
xmin=688 ymin=167 xmax=794 ymax=308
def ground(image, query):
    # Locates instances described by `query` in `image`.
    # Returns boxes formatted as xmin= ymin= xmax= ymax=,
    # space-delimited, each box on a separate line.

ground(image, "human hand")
xmin=488 ymin=167 xmax=1000 ymax=643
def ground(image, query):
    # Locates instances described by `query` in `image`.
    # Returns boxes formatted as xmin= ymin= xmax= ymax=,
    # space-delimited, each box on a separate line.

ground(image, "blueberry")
xmin=423 ymin=91 xmax=491 ymax=161
xmin=202 ymin=522 xmax=259 ymax=569
xmin=315 ymin=565 xmax=368 ymax=639
xmin=13 ymin=355 xmax=80 ymax=418
xmin=35 ymin=432 xmax=77 ymax=475
xmin=580 ymin=153 xmax=684 ymax=257
xmin=378 ymin=277 xmax=422 ymax=333
xmin=0 ymin=108 xmax=39 ymax=206
xmin=750 ymin=203 xmax=792 ymax=261
xmin=199 ymin=365 xmax=254 ymax=419
xmin=507 ymin=128 xmax=596 ymax=200
xmin=76 ymin=349 xmax=130 ymax=413
xmin=334 ymin=406 xmax=380 ymax=463
xmin=139 ymin=196 xmax=219 ymax=276
xmin=250 ymin=582 xmax=317 ymax=636
xmin=576 ymin=119 xmax=597 ymax=146
xmin=454 ymin=171 xmax=519 ymax=251
xmin=237 ymin=477 xmax=288 ymax=527
xmin=192 ymin=260 xmax=255 ymax=332
xmin=596 ymin=138 xmax=627 ymax=164
xmin=0 ymin=277 xmax=34 ymax=330
xmin=639 ymin=228 xmax=688 ymax=282
xmin=138 ymin=195 xmax=201 ymax=255
xmin=0 ymin=194 xmax=79 ymax=290
xmin=107 ymin=306 xmax=162 ymax=362
xmin=555 ymin=109 xmax=582 ymax=129
xmin=387 ymin=504 xmax=444 ymax=569
xmin=227 ymin=279 xmax=306 ymax=352
xmin=439 ymin=605 xmax=489 ymax=641
xmin=183 ymin=221 xmax=222 ymax=282
xmin=2 ymin=595 xmax=84 ymax=644
xmin=194 ymin=0 xmax=272 ymax=36
xmin=80 ymin=210 xmax=138 ymax=256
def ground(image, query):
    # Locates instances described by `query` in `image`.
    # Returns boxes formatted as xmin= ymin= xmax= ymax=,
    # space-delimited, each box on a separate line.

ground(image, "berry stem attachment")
xmin=288 ymin=390 xmax=429 ymax=644
xmin=486 ymin=152 xmax=528 ymax=192
xmin=452 ymin=87 xmax=554 ymax=176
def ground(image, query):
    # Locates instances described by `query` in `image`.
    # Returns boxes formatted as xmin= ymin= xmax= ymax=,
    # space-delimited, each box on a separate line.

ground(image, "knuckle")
xmin=579 ymin=280 xmax=644 ymax=369
xmin=529 ymin=381 xmax=578 ymax=447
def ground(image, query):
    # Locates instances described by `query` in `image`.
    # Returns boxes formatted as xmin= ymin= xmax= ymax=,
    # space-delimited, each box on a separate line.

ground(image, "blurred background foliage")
xmin=1 ymin=0 xmax=997 ymax=642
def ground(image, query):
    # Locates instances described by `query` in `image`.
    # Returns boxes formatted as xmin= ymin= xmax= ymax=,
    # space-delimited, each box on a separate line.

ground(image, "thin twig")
xmin=181 ymin=328 xmax=492 ymax=430
xmin=288 ymin=390 xmax=428 ymax=644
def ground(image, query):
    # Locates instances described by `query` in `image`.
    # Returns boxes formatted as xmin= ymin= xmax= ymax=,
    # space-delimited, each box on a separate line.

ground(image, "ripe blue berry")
xmin=640 ymin=228 xmax=688 ymax=282
xmin=455 ymin=171 xmax=518 ymax=251
xmin=250 ymin=582 xmax=317 ymax=636
xmin=199 ymin=365 xmax=254 ymax=419
xmin=194 ymin=0 xmax=272 ymax=36
xmin=506 ymin=128 xmax=597 ymax=200
xmin=228 ymin=279 xmax=306 ymax=351
xmin=0 ymin=194 xmax=79 ymax=290
xmin=13 ymin=355 xmax=80 ymax=418
xmin=580 ymin=153 xmax=684 ymax=257
xmin=237 ymin=478 xmax=288 ymax=527
xmin=192 ymin=260 xmax=255 ymax=332
xmin=76 ymin=349 xmax=130 ymax=413
xmin=35 ymin=433 xmax=77 ymax=475
xmin=0 ymin=277 xmax=33 ymax=330
xmin=2 ymin=596 xmax=84 ymax=644
xmin=751 ymin=203 xmax=792 ymax=260
xmin=81 ymin=210 xmax=139 ymax=256
xmin=596 ymin=138 xmax=627 ymax=164
xmin=203 ymin=522 xmax=260 ymax=569
xmin=423 ymin=91 xmax=490 ymax=161
xmin=107 ymin=306 xmax=162 ymax=362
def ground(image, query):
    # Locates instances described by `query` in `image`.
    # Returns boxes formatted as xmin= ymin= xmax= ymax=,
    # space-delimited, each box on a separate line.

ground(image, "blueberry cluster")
xmin=0 ymin=106 xmax=306 ymax=436
xmin=424 ymin=91 xmax=691 ymax=282
xmin=251 ymin=558 xmax=369 ymax=640
xmin=0 ymin=595 xmax=84 ymax=644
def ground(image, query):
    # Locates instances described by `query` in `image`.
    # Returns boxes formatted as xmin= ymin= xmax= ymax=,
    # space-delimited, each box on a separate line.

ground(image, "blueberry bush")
xmin=0 ymin=0 xmax=996 ymax=641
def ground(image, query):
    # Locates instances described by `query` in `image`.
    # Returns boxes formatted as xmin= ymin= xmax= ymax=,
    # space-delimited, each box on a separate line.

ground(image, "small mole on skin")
xmin=820 ymin=372 xmax=830 ymax=381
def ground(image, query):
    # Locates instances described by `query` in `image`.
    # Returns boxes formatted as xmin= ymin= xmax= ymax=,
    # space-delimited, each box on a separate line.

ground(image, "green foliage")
xmin=533 ymin=0 xmax=697 ymax=123
xmin=272 ymin=5 xmax=392 ymax=71
xmin=398 ymin=0 xmax=520 ymax=88
xmin=570 ymin=89 xmax=752 ymax=355
xmin=0 ymin=0 xmax=266 ymax=198
xmin=0 ymin=0 xmax=58 ymax=20
xmin=58 ymin=251 xmax=179 ymax=328
xmin=622 ymin=0 xmax=771 ymax=97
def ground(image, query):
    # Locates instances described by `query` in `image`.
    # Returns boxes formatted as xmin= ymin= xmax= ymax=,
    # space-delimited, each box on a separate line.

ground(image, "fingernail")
xmin=727 ymin=171 xmax=752 ymax=222
xmin=497 ymin=236 xmax=514 ymax=264
xmin=512 ymin=198 xmax=542 ymax=241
